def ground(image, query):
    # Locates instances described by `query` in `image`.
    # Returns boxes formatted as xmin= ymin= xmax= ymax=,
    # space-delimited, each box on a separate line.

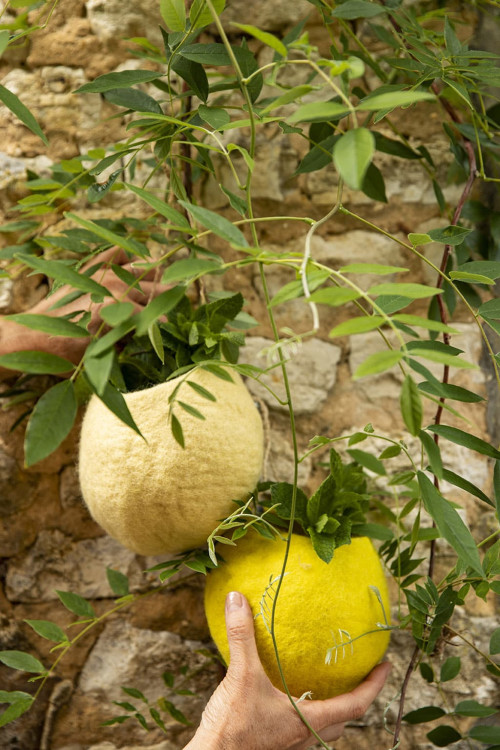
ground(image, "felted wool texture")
xmin=78 ymin=368 xmax=264 ymax=555
xmin=204 ymin=532 xmax=391 ymax=700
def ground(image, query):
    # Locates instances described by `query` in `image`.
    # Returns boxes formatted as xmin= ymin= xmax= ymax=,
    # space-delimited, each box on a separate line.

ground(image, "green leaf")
xmin=4 ymin=313 xmax=89 ymax=338
xmin=190 ymin=0 xmax=225 ymax=28
xmin=260 ymin=85 xmax=315 ymax=115
xmin=408 ymin=232 xmax=432 ymax=246
xmin=353 ymin=350 xmax=404 ymax=379
xmin=179 ymin=201 xmax=248 ymax=247
xmin=178 ymin=401 xmax=205 ymax=420
xmin=358 ymin=89 xmax=435 ymax=111
xmin=0 ymin=84 xmax=48 ymax=145
xmin=454 ymin=700 xmax=497 ymax=717
xmin=427 ymin=425 xmax=500 ymax=460
xmin=407 ymin=347 xmax=476 ymax=370
xmin=417 ymin=472 xmax=483 ymax=576
xmin=400 ymin=376 xmax=422 ymax=436
xmin=333 ymin=128 xmax=374 ymax=190
xmin=98 ymin=383 xmax=143 ymax=437
xmin=186 ymin=380 xmax=216 ymax=402
xmin=160 ymin=0 xmax=185 ymax=30
xmin=374 ymin=132 xmax=421 ymax=160
xmin=16 ymin=253 xmax=110 ymax=298
xmin=331 ymin=0 xmax=385 ymax=18
xmin=392 ymin=314 xmax=458 ymax=334
xmin=426 ymin=725 xmax=462 ymax=746
xmin=0 ymin=350 xmax=74 ymax=375
xmin=221 ymin=186 xmax=247 ymax=216
xmin=329 ymin=316 xmax=384 ymax=337
xmin=419 ymin=430 xmax=443 ymax=480
xmin=231 ymin=23 xmax=287 ymax=57
xmin=171 ymin=413 xmax=185 ymax=448
xmin=308 ymin=287 xmax=360 ymax=306
xmin=440 ymin=656 xmax=461 ymax=682
xmin=418 ymin=381 xmax=483 ymax=403
xmin=468 ymin=726 xmax=500 ymax=744
xmin=56 ymin=590 xmax=95 ymax=618
xmin=24 ymin=619 xmax=67 ymax=643
xmin=148 ymin=322 xmax=164 ymax=364
xmin=0 ymin=30 xmax=10 ymax=58
xmin=269 ymin=269 xmax=331 ymax=308
xmin=479 ymin=298 xmax=500 ymax=320
xmin=352 ymin=522 xmax=394 ymax=540
xmin=162 ymin=258 xmax=221 ymax=285
xmin=440 ymin=468 xmax=494 ymax=508
xmin=103 ymin=88 xmax=162 ymax=114
xmin=171 ymin=55 xmax=209 ymax=103
xmin=64 ymin=214 xmax=148 ymax=258
xmin=403 ymin=706 xmax=446 ymax=724
xmin=198 ymin=104 xmax=231 ymax=130
xmin=379 ymin=445 xmax=401 ymax=459
xmin=0 ymin=697 xmax=34 ymax=728
xmin=135 ymin=286 xmax=185 ymax=336
xmin=340 ymin=263 xmax=407 ymax=275
xmin=122 ymin=686 xmax=148 ymax=702
xmin=308 ymin=528 xmax=335 ymax=563
xmin=490 ymin=627 xmax=500 ymax=655
xmin=24 ymin=381 xmax=77 ymax=467
xmin=369 ymin=282 xmax=442 ymax=299
xmin=456 ymin=261 xmax=500 ymax=280
xmin=74 ymin=70 xmax=161 ymax=94
xmin=427 ymin=225 xmax=472 ymax=246
xmin=100 ymin=302 xmax=135 ymax=327
xmin=106 ymin=568 xmax=130 ymax=597
xmin=124 ymin=184 xmax=191 ymax=229
xmin=449 ymin=270 xmax=495 ymax=285
xmin=0 ymin=650 xmax=45 ymax=673
xmin=288 ymin=101 xmax=351 ymax=123
xmin=347 ymin=449 xmax=386 ymax=475
xmin=294 ymin=134 xmax=337 ymax=175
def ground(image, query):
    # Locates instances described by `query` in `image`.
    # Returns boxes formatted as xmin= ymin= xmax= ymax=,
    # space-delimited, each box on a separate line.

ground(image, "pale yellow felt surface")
xmin=204 ymin=532 xmax=391 ymax=700
xmin=78 ymin=369 xmax=264 ymax=555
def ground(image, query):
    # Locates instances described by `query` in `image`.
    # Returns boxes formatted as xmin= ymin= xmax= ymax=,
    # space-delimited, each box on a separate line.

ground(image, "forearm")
xmin=0 ymin=317 xmax=84 ymax=375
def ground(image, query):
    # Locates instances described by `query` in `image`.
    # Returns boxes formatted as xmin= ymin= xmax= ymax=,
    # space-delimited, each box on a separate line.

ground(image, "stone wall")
xmin=0 ymin=2 xmax=498 ymax=750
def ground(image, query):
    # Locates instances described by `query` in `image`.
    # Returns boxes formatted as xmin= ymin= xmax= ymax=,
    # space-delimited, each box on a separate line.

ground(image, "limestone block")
xmin=312 ymin=231 xmax=407 ymax=288
xmin=0 ymin=152 xmax=52 ymax=190
xmin=27 ymin=19 xmax=101 ymax=68
xmin=239 ymin=336 xmax=341 ymax=414
xmin=79 ymin=619 xmax=212 ymax=712
xmin=0 ymin=68 xmax=102 ymax=156
xmin=0 ymin=278 xmax=12 ymax=310
xmin=86 ymin=0 xmax=164 ymax=45
xmin=221 ymin=0 xmax=311 ymax=31
xmin=349 ymin=322 xmax=485 ymax=400
xmin=5 ymin=531 xmax=143 ymax=602
xmin=267 ymin=428 xmax=312 ymax=485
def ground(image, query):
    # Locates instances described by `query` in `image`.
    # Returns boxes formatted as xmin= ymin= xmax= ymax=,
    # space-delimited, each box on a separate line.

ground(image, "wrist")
xmin=183 ymin=725 xmax=229 ymax=750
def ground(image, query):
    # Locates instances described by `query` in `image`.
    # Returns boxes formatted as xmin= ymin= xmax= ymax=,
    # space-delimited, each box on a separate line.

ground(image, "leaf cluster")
xmin=261 ymin=449 xmax=369 ymax=563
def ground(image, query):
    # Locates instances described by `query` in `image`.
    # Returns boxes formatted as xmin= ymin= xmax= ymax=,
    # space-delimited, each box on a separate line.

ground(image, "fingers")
xmin=225 ymin=592 xmax=262 ymax=673
xmin=305 ymin=662 xmax=391 ymax=727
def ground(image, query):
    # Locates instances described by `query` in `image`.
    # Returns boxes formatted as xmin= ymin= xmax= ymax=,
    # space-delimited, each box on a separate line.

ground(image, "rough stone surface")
xmin=221 ymin=0 xmax=312 ymax=30
xmin=86 ymin=0 xmax=164 ymax=44
xmin=239 ymin=336 xmax=341 ymax=414
xmin=5 ymin=532 xmax=143 ymax=602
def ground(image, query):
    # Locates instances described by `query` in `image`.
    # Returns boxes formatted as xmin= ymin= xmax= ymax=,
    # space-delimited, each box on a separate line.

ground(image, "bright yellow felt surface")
xmin=204 ymin=532 xmax=391 ymax=700
xmin=79 ymin=369 xmax=264 ymax=555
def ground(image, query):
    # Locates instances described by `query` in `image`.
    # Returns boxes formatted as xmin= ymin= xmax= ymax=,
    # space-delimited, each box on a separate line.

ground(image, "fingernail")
xmin=226 ymin=591 xmax=243 ymax=612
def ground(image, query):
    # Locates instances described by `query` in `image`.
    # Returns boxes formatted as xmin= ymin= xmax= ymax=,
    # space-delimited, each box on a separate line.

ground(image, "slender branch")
xmin=391 ymin=646 xmax=419 ymax=748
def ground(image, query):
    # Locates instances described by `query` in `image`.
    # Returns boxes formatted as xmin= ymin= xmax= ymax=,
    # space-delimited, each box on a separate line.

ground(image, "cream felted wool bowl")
xmin=78 ymin=368 xmax=264 ymax=555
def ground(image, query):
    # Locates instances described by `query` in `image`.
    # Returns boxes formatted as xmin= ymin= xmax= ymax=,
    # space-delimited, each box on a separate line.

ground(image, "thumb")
xmin=225 ymin=591 xmax=261 ymax=672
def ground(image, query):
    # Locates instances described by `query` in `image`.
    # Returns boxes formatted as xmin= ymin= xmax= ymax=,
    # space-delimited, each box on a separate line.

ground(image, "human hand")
xmin=0 ymin=247 xmax=168 ymax=368
xmin=185 ymin=592 xmax=391 ymax=750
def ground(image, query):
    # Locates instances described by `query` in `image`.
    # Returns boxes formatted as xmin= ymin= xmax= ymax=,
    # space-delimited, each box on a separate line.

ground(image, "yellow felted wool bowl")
xmin=204 ymin=532 xmax=391 ymax=699
xmin=78 ymin=368 xmax=264 ymax=555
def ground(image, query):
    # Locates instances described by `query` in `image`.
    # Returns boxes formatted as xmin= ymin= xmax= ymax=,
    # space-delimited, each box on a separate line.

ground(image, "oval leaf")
xmin=24 ymin=381 xmax=77 ymax=467
xmin=0 ymin=351 xmax=75 ymax=375
xmin=0 ymin=84 xmax=48 ymax=145
xmin=353 ymin=349 xmax=403 ymax=379
xmin=333 ymin=127 xmax=375 ymax=190
xmin=0 ymin=650 xmax=44 ymax=673
xmin=400 ymin=375 xmax=423 ymax=436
